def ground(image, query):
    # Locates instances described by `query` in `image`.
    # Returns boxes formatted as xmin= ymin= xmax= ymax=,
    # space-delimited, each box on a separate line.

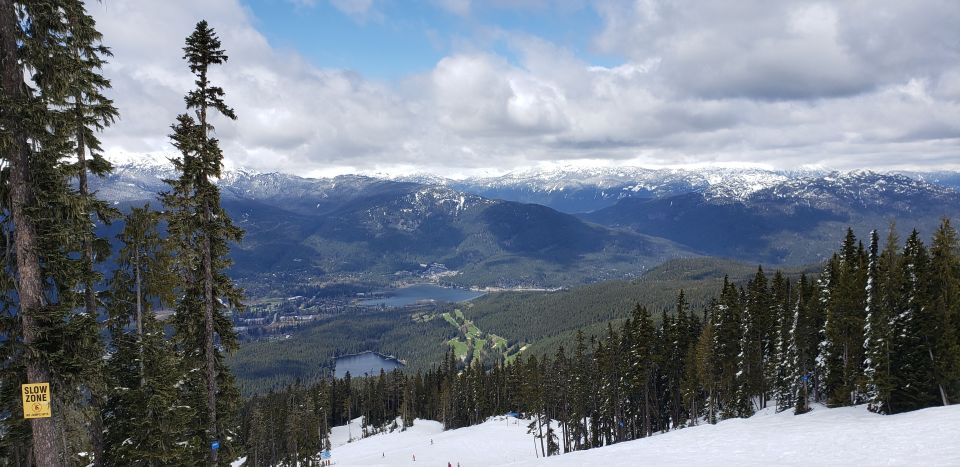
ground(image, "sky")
xmin=87 ymin=0 xmax=960 ymax=178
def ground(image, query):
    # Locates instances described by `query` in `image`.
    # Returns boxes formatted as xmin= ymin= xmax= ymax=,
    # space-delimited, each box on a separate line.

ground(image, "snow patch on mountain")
xmin=751 ymin=170 xmax=960 ymax=210
xmin=363 ymin=186 xmax=492 ymax=232
xmin=454 ymin=166 xmax=800 ymax=200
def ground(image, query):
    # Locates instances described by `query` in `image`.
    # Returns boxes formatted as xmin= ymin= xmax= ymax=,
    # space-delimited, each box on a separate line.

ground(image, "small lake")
xmin=358 ymin=283 xmax=485 ymax=307
xmin=334 ymin=352 xmax=404 ymax=378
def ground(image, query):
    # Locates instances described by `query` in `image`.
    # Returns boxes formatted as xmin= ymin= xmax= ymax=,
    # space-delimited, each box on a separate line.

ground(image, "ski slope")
xmin=326 ymin=404 xmax=960 ymax=466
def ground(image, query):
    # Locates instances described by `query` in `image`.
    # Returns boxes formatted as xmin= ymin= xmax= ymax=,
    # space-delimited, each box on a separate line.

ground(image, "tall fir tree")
xmin=162 ymin=20 xmax=245 ymax=464
xmin=61 ymin=4 xmax=119 ymax=462
xmin=1 ymin=1 xmax=115 ymax=464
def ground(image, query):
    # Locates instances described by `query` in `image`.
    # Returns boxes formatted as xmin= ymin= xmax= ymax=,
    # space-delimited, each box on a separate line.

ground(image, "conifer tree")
xmin=569 ymin=331 xmax=591 ymax=449
xmin=551 ymin=346 xmax=571 ymax=453
xmin=815 ymin=256 xmax=838 ymax=403
xmin=787 ymin=275 xmax=812 ymax=414
xmin=663 ymin=292 xmax=691 ymax=428
xmin=162 ymin=20 xmax=244 ymax=464
xmin=244 ymin=404 xmax=269 ymax=467
xmin=839 ymin=230 xmax=869 ymax=405
xmin=864 ymin=229 xmax=896 ymax=413
xmin=892 ymin=230 xmax=939 ymax=411
xmin=58 ymin=4 xmax=118 ymax=462
xmin=1 ymin=2 xmax=58 ymax=461
xmin=1 ymin=2 xmax=115 ymax=463
xmin=928 ymin=219 xmax=960 ymax=405
xmin=627 ymin=304 xmax=656 ymax=437
xmin=102 ymin=206 xmax=189 ymax=465
xmin=734 ymin=298 xmax=756 ymax=418
xmin=820 ymin=228 xmax=870 ymax=406
xmin=712 ymin=279 xmax=742 ymax=419
xmin=773 ymin=279 xmax=795 ymax=412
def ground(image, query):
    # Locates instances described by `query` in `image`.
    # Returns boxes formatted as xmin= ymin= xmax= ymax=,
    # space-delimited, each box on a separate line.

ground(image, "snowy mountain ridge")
xmin=446 ymin=166 xmax=960 ymax=203
xmin=451 ymin=166 xmax=801 ymax=199
xmin=103 ymin=154 xmax=959 ymax=207
xmin=751 ymin=170 xmax=959 ymax=210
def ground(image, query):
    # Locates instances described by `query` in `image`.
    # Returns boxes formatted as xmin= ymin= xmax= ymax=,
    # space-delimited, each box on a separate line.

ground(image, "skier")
xmin=412 ymin=454 xmax=416 ymax=461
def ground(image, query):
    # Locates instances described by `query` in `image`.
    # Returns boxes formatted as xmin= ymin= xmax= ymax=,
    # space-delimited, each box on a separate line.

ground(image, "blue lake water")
xmin=358 ymin=283 xmax=485 ymax=307
xmin=334 ymin=352 xmax=404 ymax=378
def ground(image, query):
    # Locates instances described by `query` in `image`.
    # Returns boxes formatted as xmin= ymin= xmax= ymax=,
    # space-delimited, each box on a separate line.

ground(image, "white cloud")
xmin=433 ymin=0 xmax=471 ymax=16
xmin=328 ymin=0 xmax=382 ymax=23
xmin=86 ymin=0 xmax=960 ymax=176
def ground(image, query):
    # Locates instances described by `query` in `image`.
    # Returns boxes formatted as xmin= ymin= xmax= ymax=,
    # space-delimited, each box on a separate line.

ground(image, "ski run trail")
xmin=237 ymin=403 xmax=960 ymax=466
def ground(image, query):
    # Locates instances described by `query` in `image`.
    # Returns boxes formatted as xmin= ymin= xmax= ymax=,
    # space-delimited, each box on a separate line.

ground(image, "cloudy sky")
xmin=88 ymin=0 xmax=960 ymax=177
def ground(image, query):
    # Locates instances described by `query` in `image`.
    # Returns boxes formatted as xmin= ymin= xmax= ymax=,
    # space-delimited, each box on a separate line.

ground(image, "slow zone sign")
xmin=21 ymin=383 xmax=51 ymax=419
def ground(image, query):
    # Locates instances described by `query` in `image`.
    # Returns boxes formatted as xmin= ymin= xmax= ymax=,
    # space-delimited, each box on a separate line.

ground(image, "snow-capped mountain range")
xmin=440 ymin=167 xmax=960 ymax=213
xmin=100 ymin=154 xmax=960 ymax=214
xmin=94 ymin=155 xmax=960 ymax=284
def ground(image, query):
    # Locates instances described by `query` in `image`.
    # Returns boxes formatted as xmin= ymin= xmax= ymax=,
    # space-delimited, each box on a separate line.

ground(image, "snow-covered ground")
xmin=326 ymin=404 xmax=960 ymax=466
xmin=331 ymin=415 xmax=529 ymax=466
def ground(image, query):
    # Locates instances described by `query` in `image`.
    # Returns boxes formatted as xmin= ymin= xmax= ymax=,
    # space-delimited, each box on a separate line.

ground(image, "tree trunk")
xmin=537 ymin=413 xmax=545 ymax=458
xmin=643 ymin=385 xmax=650 ymax=437
xmin=135 ymin=247 xmax=145 ymax=387
xmin=75 ymin=98 xmax=97 ymax=317
xmin=75 ymin=99 xmax=107 ymax=466
xmin=198 ymin=79 xmax=220 ymax=464
xmin=1 ymin=2 xmax=61 ymax=465
xmin=204 ymin=218 xmax=218 ymax=464
xmin=929 ymin=348 xmax=951 ymax=406
xmin=543 ymin=418 xmax=552 ymax=456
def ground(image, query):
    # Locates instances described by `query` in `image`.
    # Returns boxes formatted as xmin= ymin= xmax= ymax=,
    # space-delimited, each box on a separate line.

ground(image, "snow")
xmin=527 ymin=404 xmax=960 ymax=467
xmin=324 ymin=404 xmax=960 ymax=467
xmin=329 ymin=416 xmax=531 ymax=466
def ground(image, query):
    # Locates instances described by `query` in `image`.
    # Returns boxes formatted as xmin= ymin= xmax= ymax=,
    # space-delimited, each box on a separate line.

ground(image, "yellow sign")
xmin=21 ymin=383 xmax=51 ymax=419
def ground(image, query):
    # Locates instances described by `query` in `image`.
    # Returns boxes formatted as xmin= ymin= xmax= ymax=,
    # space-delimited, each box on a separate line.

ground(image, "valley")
xmin=227 ymin=256 xmax=816 ymax=394
xmin=95 ymin=160 xmax=960 ymax=394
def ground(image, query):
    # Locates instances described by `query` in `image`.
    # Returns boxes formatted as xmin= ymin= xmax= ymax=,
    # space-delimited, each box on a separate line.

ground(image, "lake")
xmin=334 ymin=351 xmax=404 ymax=378
xmin=358 ymin=283 xmax=485 ymax=307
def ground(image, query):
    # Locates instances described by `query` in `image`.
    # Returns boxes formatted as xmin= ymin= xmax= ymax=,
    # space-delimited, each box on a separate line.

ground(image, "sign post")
xmin=21 ymin=382 xmax=51 ymax=419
